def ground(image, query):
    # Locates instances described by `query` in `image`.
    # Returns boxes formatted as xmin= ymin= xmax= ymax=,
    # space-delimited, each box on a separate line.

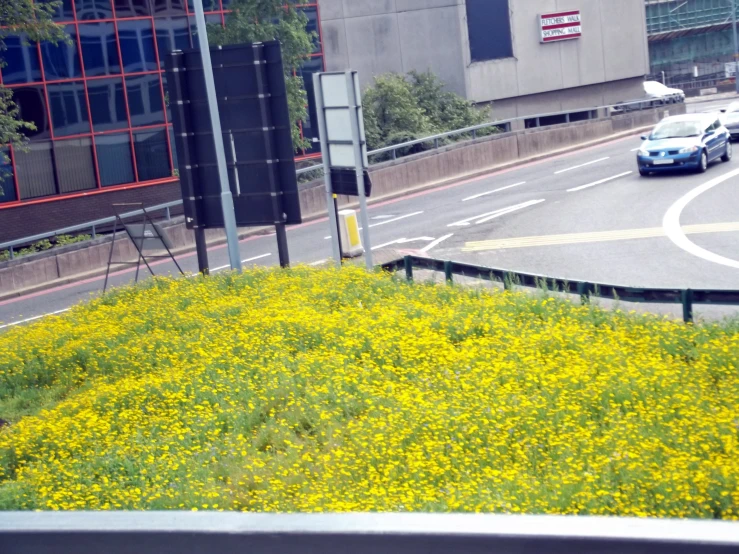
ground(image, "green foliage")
xmin=207 ymin=0 xmax=315 ymax=152
xmin=363 ymin=71 xmax=493 ymax=154
xmin=0 ymin=0 xmax=67 ymax=194
xmin=0 ymin=234 xmax=92 ymax=262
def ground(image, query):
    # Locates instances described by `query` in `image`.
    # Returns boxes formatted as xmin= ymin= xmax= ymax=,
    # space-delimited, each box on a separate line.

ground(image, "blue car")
xmin=637 ymin=114 xmax=732 ymax=176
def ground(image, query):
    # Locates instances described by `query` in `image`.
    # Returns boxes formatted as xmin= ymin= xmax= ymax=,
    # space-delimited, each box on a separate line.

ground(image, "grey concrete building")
xmin=318 ymin=0 xmax=651 ymax=119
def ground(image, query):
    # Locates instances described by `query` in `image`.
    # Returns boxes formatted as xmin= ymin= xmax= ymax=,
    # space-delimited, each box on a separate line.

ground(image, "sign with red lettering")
xmin=540 ymin=10 xmax=582 ymax=43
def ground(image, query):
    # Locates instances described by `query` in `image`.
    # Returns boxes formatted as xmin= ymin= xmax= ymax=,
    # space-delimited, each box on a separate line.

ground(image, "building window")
xmin=117 ymin=20 xmax=158 ymax=73
xmin=133 ymin=129 xmax=170 ymax=180
xmin=88 ymin=78 xmax=128 ymax=132
xmin=466 ymin=0 xmax=513 ymax=62
xmin=54 ymin=138 xmax=97 ymax=193
xmin=75 ymin=0 xmax=114 ymax=21
xmin=15 ymin=142 xmax=58 ymax=200
xmin=96 ymin=134 xmax=136 ymax=186
xmin=47 ymin=82 xmax=91 ymax=137
xmin=79 ymin=23 xmax=122 ymax=77
xmin=38 ymin=0 xmax=75 ymax=22
xmin=2 ymin=35 xmax=42 ymax=85
xmin=126 ymin=74 xmax=165 ymax=127
xmin=13 ymin=86 xmax=51 ymax=141
xmin=155 ymin=17 xmax=191 ymax=68
xmin=114 ymin=0 xmax=151 ymax=18
xmin=0 ymin=150 xmax=17 ymax=203
xmin=152 ymin=0 xmax=187 ymax=16
xmin=40 ymin=25 xmax=82 ymax=79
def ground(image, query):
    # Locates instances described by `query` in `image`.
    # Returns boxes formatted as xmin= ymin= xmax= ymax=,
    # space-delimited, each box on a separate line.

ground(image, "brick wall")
xmin=0 ymin=182 xmax=183 ymax=243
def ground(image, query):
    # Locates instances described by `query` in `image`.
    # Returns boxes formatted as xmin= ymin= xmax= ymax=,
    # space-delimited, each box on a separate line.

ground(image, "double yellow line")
xmin=463 ymin=222 xmax=739 ymax=252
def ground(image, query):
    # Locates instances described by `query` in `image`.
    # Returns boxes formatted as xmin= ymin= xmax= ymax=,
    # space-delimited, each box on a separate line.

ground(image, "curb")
xmin=0 ymin=124 xmax=658 ymax=304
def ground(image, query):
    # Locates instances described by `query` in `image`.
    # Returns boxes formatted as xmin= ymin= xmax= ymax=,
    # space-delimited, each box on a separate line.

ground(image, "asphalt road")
xmin=3 ymin=101 xmax=739 ymax=327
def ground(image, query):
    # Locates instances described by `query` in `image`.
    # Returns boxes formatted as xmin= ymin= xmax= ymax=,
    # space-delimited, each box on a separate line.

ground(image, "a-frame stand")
xmin=103 ymin=203 xmax=184 ymax=293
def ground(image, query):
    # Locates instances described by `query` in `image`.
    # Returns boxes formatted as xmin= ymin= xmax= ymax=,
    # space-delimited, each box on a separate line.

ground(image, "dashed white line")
xmin=554 ymin=156 xmax=610 ymax=175
xmin=448 ymin=200 xmax=546 ymax=227
xmin=372 ymin=237 xmax=435 ymax=251
xmin=325 ymin=211 xmax=424 ymax=239
xmin=566 ymin=171 xmax=633 ymax=192
xmin=630 ymin=147 xmax=641 ymax=152
xmin=419 ymin=233 xmax=454 ymax=253
xmin=0 ymin=309 xmax=70 ymax=330
xmin=462 ymin=182 xmax=526 ymax=202
xmin=211 ymin=253 xmax=272 ymax=272
xmin=368 ymin=211 xmax=424 ymax=228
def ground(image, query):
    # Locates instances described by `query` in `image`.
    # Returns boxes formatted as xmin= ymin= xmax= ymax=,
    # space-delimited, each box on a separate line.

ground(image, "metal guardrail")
xmin=0 ymin=97 xmax=676 ymax=259
xmin=384 ymin=256 xmax=739 ymax=323
xmin=1 ymin=512 xmax=738 ymax=554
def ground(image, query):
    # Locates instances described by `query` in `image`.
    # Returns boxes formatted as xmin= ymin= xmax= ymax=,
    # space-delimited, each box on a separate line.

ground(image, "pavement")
xmin=2 ymin=97 xmax=739 ymax=327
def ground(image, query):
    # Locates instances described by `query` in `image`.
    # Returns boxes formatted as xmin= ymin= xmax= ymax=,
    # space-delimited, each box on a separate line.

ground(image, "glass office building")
xmin=0 ymin=0 xmax=324 ymax=207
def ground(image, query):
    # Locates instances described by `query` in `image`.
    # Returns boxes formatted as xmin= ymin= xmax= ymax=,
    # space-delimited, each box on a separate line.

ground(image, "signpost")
xmin=540 ymin=10 xmax=582 ymax=43
xmin=190 ymin=0 xmax=240 ymax=273
xmin=313 ymin=71 xmax=373 ymax=269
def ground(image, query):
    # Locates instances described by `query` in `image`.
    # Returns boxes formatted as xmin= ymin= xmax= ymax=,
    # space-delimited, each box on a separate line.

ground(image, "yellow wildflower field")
xmin=0 ymin=267 xmax=738 ymax=516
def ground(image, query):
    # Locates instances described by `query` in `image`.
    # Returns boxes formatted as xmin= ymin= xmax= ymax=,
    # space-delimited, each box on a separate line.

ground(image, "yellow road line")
xmin=463 ymin=222 xmax=739 ymax=252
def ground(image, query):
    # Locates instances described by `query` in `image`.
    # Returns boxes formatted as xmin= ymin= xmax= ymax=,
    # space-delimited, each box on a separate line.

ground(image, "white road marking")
xmin=448 ymin=200 xmax=545 ymax=227
xmin=211 ymin=253 xmax=272 ymax=272
xmin=663 ymin=167 xmax=739 ymax=269
xmin=242 ymin=253 xmax=272 ymax=264
xmin=372 ymin=237 xmax=435 ymax=251
xmin=630 ymin=147 xmax=641 ymax=152
xmin=462 ymin=182 xmax=526 ymax=202
xmin=567 ymin=171 xmax=633 ymax=192
xmin=324 ymin=211 xmax=425 ymax=239
xmin=419 ymin=233 xmax=454 ymax=253
xmin=0 ymin=309 xmax=70 ymax=330
xmin=371 ymin=215 xmax=395 ymax=220
xmin=554 ymin=156 xmax=610 ymax=175
xmin=368 ymin=211 xmax=424 ymax=228
xmin=309 ymin=259 xmax=328 ymax=266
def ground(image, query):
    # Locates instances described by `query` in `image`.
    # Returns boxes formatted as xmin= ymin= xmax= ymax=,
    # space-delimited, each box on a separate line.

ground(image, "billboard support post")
xmin=192 ymin=0 xmax=241 ymax=273
xmin=345 ymin=71 xmax=373 ymax=270
xmin=313 ymin=73 xmax=342 ymax=266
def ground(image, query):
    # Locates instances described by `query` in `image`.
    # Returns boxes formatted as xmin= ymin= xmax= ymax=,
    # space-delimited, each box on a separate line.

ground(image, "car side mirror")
xmin=640 ymin=135 xmax=647 ymax=141
xmin=721 ymin=108 xmax=727 ymax=113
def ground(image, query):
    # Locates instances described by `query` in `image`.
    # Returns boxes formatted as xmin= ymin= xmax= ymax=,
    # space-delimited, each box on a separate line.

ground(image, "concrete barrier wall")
xmin=0 ymin=104 xmax=684 ymax=298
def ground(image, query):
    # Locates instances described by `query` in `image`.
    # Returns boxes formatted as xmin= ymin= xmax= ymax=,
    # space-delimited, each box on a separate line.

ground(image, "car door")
xmin=705 ymin=120 xmax=723 ymax=160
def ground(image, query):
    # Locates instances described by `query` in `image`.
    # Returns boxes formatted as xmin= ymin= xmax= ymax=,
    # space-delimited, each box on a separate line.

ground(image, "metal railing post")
xmin=8 ymin=246 xmax=13 ymax=260
xmin=444 ymin=261 xmax=453 ymax=284
xmin=165 ymin=206 xmax=171 ymax=221
xmin=91 ymin=225 xmax=96 ymax=239
xmin=404 ymin=256 xmax=414 ymax=282
xmin=577 ymin=282 xmax=592 ymax=304
xmin=682 ymin=289 xmax=694 ymax=323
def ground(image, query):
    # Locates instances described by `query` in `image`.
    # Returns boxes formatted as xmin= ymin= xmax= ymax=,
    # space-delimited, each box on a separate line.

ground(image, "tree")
xmin=0 ymin=0 xmax=66 ymax=194
xmin=362 ymin=71 xmax=492 ymax=153
xmin=207 ymin=0 xmax=316 ymax=152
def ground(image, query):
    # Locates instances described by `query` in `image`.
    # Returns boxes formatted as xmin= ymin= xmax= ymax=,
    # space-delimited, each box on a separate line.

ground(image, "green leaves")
xmin=208 ymin=0 xmax=315 ymax=152
xmin=363 ymin=71 xmax=492 ymax=154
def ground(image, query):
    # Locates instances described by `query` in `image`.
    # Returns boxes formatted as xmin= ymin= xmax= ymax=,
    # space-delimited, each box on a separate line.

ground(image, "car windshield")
xmin=650 ymin=120 xmax=702 ymax=139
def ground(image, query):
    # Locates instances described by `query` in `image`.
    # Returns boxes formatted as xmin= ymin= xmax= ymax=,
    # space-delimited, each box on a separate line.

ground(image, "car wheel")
xmin=722 ymin=141 xmax=733 ymax=162
xmin=697 ymin=151 xmax=708 ymax=173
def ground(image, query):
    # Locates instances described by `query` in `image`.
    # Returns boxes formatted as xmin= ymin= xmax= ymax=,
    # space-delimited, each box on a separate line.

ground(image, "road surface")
xmin=2 ymin=103 xmax=739 ymax=327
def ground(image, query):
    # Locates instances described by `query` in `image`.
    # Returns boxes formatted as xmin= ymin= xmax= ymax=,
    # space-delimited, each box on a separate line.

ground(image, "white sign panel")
xmin=540 ymin=10 xmax=582 ymax=43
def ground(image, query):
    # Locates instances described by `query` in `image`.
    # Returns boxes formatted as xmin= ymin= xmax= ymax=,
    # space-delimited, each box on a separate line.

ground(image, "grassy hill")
xmin=0 ymin=267 xmax=737 ymax=516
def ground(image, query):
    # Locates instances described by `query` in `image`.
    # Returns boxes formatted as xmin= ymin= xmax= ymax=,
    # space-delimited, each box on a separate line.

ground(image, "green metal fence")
xmin=646 ymin=0 xmax=736 ymax=35
xmin=382 ymin=256 xmax=739 ymax=323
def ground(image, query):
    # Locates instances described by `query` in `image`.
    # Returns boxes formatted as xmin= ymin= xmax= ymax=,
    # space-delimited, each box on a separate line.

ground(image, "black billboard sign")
xmin=165 ymin=41 xmax=301 ymax=229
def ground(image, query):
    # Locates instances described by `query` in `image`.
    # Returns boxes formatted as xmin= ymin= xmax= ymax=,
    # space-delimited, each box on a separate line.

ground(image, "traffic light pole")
xmin=192 ymin=0 xmax=242 ymax=273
